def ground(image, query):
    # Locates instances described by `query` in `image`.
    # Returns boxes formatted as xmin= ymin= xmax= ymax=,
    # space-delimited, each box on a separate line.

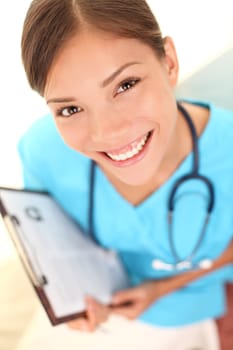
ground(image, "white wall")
xmin=149 ymin=0 xmax=233 ymax=79
xmin=0 ymin=0 xmax=233 ymax=261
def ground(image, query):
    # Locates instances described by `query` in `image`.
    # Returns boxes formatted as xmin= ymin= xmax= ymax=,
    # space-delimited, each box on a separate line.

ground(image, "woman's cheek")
xmin=54 ymin=119 xmax=88 ymax=152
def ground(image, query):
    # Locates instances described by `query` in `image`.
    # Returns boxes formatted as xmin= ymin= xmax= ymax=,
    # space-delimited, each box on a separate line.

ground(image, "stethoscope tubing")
xmin=88 ymin=102 xmax=215 ymax=270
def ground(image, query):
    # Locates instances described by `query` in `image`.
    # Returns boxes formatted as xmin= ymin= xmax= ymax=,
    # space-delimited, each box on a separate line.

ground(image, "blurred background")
xmin=0 ymin=1 xmax=232 ymax=349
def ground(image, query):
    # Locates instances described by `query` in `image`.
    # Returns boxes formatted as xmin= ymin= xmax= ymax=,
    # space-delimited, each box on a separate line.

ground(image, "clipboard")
xmin=0 ymin=187 xmax=130 ymax=326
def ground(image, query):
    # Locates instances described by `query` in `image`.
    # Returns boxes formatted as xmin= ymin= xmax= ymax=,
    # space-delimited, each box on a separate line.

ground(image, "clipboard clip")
xmin=25 ymin=206 xmax=43 ymax=221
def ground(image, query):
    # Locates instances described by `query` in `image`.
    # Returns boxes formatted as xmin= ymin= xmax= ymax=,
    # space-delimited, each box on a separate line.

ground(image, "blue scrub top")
xmin=18 ymin=101 xmax=233 ymax=327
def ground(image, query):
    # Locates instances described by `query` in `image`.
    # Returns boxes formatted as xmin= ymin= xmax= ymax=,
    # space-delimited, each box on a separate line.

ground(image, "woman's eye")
xmin=116 ymin=79 xmax=139 ymax=94
xmin=56 ymin=106 xmax=82 ymax=117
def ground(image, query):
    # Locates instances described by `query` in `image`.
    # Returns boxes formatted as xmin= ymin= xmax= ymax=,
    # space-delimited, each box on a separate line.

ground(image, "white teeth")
xmin=106 ymin=133 xmax=150 ymax=161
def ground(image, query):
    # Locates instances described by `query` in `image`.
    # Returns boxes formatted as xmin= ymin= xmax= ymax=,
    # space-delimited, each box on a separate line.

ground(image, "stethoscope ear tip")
xmin=198 ymin=259 xmax=213 ymax=270
xmin=152 ymin=259 xmax=174 ymax=271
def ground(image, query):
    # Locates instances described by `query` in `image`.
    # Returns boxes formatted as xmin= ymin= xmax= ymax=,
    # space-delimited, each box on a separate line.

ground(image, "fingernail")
xmin=85 ymin=295 xmax=93 ymax=304
xmin=86 ymin=297 xmax=93 ymax=306
xmin=79 ymin=324 xmax=89 ymax=331
xmin=111 ymin=296 xmax=118 ymax=304
xmin=88 ymin=303 xmax=94 ymax=310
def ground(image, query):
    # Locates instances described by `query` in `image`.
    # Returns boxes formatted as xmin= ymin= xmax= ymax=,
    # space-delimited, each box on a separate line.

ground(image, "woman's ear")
xmin=162 ymin=36 xmax=179 ymax=87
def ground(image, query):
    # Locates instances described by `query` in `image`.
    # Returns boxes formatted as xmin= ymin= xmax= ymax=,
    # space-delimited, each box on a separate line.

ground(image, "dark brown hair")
xmin=21 ymin=0 xmax=165 ymax=96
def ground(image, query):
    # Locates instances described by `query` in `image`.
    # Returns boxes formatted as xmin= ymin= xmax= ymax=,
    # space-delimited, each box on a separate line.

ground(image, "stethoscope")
xmin=88 ymin=102 xmax=215 ymax=271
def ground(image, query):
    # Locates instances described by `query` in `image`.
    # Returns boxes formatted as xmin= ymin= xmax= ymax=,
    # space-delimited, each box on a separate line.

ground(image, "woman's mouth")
xmin=100 ymin=131 xmax=153 ymax=167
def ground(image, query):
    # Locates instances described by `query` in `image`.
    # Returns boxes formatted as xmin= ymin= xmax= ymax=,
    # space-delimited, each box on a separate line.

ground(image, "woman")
xmin=19 ymin=0 xmax=233 ymax=348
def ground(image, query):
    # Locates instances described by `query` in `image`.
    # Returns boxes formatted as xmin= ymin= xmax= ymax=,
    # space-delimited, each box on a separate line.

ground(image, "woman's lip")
xmin=101 ymin=132 xmax=150 ymax=155
xmin=99 ymin=130 xmax=154 ymax=168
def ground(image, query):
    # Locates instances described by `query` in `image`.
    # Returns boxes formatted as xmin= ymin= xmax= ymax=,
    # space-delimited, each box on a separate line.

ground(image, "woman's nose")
xmin=89 ymin=104 xmax=131 ymax=144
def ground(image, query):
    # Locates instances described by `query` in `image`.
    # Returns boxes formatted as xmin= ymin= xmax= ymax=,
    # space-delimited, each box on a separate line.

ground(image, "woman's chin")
xmin=109 ymin=165 xmax=158 ymax=187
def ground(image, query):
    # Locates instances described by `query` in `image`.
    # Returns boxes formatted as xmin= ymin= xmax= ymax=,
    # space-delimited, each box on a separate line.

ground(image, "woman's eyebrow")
xmin=47 ymin=97 xmax=76 ymax=104
xmin=101 ymin=61 xmax=142 ymax=88
xmin=47 ymin=61 xmax=142 ymax=104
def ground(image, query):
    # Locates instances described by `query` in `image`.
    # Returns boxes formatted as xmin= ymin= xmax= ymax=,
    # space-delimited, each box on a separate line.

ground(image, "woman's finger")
xmin=112 ymin=303 xmax=141 ymax=320
xmin=67 ymin=317 xmax=91 ymax=331
xmin=86 ymin=297 xmax=109 ymax=330
xmin=67 ymin=297 xmax=110 ymax=332
xmin=111 ymin=288 xmax=138 ymax=306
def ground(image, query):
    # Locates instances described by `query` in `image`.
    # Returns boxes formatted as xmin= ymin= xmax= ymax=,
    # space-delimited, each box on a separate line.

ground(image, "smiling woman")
xmin=42 ymin=29 xmax=180 ymax=191
xmin=10 ymin=0 xmax=233 ymax=349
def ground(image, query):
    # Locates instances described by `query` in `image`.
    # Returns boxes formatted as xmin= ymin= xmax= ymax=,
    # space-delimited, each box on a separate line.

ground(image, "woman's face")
xmin=45 ymin=30 xmax=179 ymax=186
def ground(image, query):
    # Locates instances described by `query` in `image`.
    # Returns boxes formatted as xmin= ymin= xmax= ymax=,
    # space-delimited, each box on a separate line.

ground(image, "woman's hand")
xmin=67 ymin=240 xmax=233 ymax=331
xmin=67 ymin=296 xmax=110 ymax=332
xmin=110 ymin=280 xmax=164 ymax=320
xmin=67 ymin=281 xmax=162 ymax=331
xmin=111 ymin=238 xmax=233 ymax=320
xmin=219 ymin=240 xmax=233 ymax=265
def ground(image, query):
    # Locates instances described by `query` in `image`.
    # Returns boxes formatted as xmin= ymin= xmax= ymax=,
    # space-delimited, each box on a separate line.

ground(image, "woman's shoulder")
xmin=212 ymin=102 xmax=233 ymax=121
xmin=209 ymin=102 xmax=233 ymax=141
xmin=200 ymin=102 xmax=233 ymax=170
xmin=19 ymin=114 xmax=65 ymax=151
xmin=185 ymin=99 xmax=233 ymax=140
xmin=18 ymin=114 xmax=89 ymax=171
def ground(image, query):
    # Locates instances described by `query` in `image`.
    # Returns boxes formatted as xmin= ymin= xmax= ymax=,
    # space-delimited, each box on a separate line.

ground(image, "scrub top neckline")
xmin=97 ymin=100 xmax=215 ymax=212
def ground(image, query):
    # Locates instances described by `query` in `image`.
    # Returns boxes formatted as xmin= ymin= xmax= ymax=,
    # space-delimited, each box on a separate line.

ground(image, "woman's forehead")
xmin=52 ymin=30 xmax=155 ymax=72
xmin=45 ymin=31 xmax=158 ymax=95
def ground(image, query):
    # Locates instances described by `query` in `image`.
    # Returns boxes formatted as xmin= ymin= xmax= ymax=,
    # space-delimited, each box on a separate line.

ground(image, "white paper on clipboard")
xmin=0 ymin=188 xmax=130 ymax=320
